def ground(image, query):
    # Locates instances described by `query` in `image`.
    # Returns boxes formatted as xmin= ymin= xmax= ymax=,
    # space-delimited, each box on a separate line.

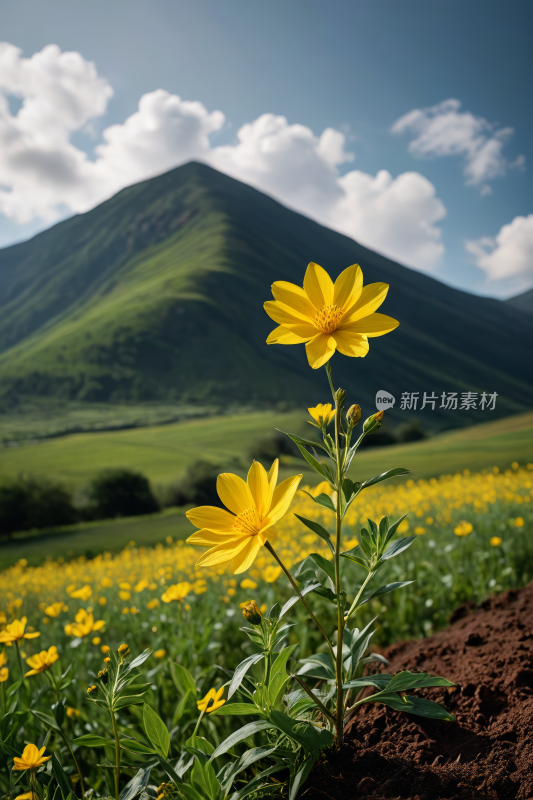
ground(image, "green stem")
xmin=290 ymin=673 xmax=336 ymax=725
xmin=15 ymin=641 xmax=24 ymax=682
xmin=109 ymin=710 xmax=121 ymax=800
xmin=264 ymin=542 xmax=334 ymax=660
xmin=325 ymin=362 xmax=336 ymax=402
xmin=344 ymin=571 xmax=375 ymax=622
xmin=192 ymin=709 xmax=206 ymax=736
xmin=1 ymin=682 xmax=5 ymax=716
xmin=59 ymin=728 xmax=86 ymax=798
xmin=332 ymin=372 xmax=345 ymax=748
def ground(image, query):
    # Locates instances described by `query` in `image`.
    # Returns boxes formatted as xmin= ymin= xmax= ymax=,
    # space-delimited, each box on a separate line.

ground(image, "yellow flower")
xmin=44 ymin=602 xmax=66 ymax=618
xmin=197 ymin=686 xmax=225 ymax=713
xmin=92 ymin=637 xmax=101 ymax=645
xmin=454 ymin=521 xmax=473 ymax=537
xmin=0 ymin=667 xmax=8 ymax=682
xmin=515 ymin=517 xmax=524 ymax=528
xmin=263 ymin=565 xmax=282 ymax=583
xmin=25 ymin=646 xmax=59 ymax=677
xmin=0 ymin=617 xmax=41 ymax=644
xmin=308 ymin=403 xmax=336 ymax=427
xmin=264 ymin=262 xmax=399 ymax=369
xmin=15 ymin=792 xmax=38 ymax=800
xmin=186 ymin=459 xmax=302 ymax=574
xmin=0 ymin=651 xmax=6 ymax=668
xmin=147 ymin=598 xmax=160 ymax=609
xmin=64 ymin=609 xmax=105 ymax=638
xmin=161 ymin=582 xmax=191 ymax=603
xmin=240 ymin=600 xmax=262 ymax=625
xmin=66 ymin=707 xmax=80 ymax=719
xmin=154 ymin=649 xmax=166 ymax=659
xmin=240 ymin=578 xmax=257 ymax=590
xmin=13 ymin=744 xmax=51 ymax=771
xmin=68 ymin=585 xmax=92 ymax=601
xmin=490 ymin=536 xmax=502 ymax=546
xmin=118 ymin=643 xmax=130 ymax=657
xmin=101 ymin=645 xmax=111 ymax=654
xmin=414 ymin=527 xmax=426 ymax=535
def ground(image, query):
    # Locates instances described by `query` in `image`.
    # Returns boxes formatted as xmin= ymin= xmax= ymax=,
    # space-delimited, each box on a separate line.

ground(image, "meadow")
xmin=0 ymin=462 xmax=531 ymax=798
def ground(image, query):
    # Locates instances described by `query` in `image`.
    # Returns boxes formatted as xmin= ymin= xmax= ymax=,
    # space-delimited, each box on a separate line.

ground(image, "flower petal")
xmin=266 ymin=325 xmax=315 ymax=345
xmin=334 ymin=264 xmax=363 ymax=311
xmin=342 ymin=283 xmax=389 ymax=323
xmin=268 ymin=474 xmax=303 ymax=523
xmin=263 ymin=300 xmax=311 ymax=326
xmin=231 ymin=536 xmax=263 ymax=574
xmin=331 ymin=330 xmax=370 ymax=357
xmin=187 ymin=529 xmax=237 ymax=546
xmin=303 ymin=262 xmax=334 ymax=309
xmin=265 ymin=459 xmax=279 ymax=513
xmin=340 ymin=312 xmax=399 ymax=337
xmin=217 ymin=473 xmax=255 ymax=515
xmin=271 ymin=281 xmax=316 ymax=320
xmin=196 ymin=536 xmax=250 ymax=568
xmin=247 ymin=461 xmax=269 ymax=518
xmin=186 ymin=506 xmax=236 ymax=531
xmin=22 ymin=632 xmax=40 ymax=639
xmin=305 ymin=333 xmax=337 ymax=369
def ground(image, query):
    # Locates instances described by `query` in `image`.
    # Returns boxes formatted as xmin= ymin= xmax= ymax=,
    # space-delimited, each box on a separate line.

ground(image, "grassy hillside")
xmin=0 ymin=162 xmax=532 ymax=428
xmin=1 ymin=407 xmax=531 ymax=491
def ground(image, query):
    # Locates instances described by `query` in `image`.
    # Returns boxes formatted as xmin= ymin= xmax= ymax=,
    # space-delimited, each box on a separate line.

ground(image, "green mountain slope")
xmin=505 ymin=287 xmax=533 ymax=315
xmin=0 ymin=161 xmax=532 ymax=427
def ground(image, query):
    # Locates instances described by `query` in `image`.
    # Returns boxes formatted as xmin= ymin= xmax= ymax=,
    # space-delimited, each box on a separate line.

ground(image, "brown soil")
xmin=302 ymin=582 xmax=533 ymax=800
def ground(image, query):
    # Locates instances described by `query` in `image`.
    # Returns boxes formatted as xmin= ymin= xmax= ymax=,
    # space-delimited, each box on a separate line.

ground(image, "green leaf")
xmin=279 ymin=580 xmax=321 ymax=618
xmin=289 ymin=437 xmax=333 ymax=482
xmin=219 ymin=745 xmax=277 ymax=794
xmin=73 ymin=734 xmax=116 ymax=748
xmin=143 ymin=703 xmax=170 ymax=758
xmin=370 ymin=692 xmax=454 ymax=721
xmin=308 ymin=553 xmax=336 ymax=588
xmin=385 ymin=670 xmax=455 ymax=693
xmin=270 ymin=644 xmax=297 ymax=683
xmin=124 ymin=648 xmax=153 ymax=674
xmin=298 ymin=652 xmax=335 ymax=678
xmin=302 ymin=490 xmax=336 ymax=512
xmin=294 ymin=514 xmax=334 ymax=554
xmin=157 ymin=754 xmax=184 ymax=784
xmin=32 ymin=709 xmax=60 ymax=732
xmin=383 ymin=514 xmax=408 ymax=547
xmin=340 ymin=547 xmax=369 ymax=570
xmin=312 ymin=585 xmax=337 ymax=603
xmin=356 ymin=581 xmax=415 ymax=609
xmin=51 ymin=754 xmax=71 ymax=800
xmin=172 ymin=690 xmax=191 ymax=725
xmin=228 ymin=764 xmax=286 ymax=800
xmin=343 ymin=674 xmax=394 ymax=692
xmin=209 ymin=720 xmax=274 ymax=762
xmin=120 ymin=738 xmax=157 ymax=755
xmin=115 ymin=694 xmax=147 ymax=709
xmin=289 ymin=758 xmax=314 ymax=800
xmin=361 ymin=467 xmax=409 ymax=489
xmin=342 ymin=478 xmax=355 ymax=502
xmin=171 ymin=663 xmax=196 ymax=697
xmin=269 ymin=710 xmax=334 ymax=752
xmin=228 ymin=653 xmax=264 ymax=700
xmin=119 ymin=767 xmax=153 ymax=800
xmin=380 ymin=536 xmax=416 ymax=562
xmin=211 ymin=703 xmax=264 ymax=717
xmin=276 ymin=429 xmax=329 ymax=454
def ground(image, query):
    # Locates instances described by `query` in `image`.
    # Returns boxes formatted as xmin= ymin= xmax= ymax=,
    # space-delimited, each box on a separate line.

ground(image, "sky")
xmin=1 ymin=0 xmax=532 ymax=298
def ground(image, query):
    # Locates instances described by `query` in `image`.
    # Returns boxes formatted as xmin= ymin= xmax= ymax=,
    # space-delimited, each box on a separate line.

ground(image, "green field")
xmin=1 ymin=410 xmax=532 ymax=570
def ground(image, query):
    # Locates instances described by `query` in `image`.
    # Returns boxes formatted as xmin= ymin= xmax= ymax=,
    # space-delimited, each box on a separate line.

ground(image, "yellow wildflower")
xmin=25 ymin=646 xmax=59 ymax=677
xmin=308 ymin=403 xmax=336 ymax=427
xmin=161 ymin=582 xmax=191 ymax=603
xmin=147 ymin=598 xmax=160 ymax=609
xmin=240 ymin=578 xmax=257 ymax=590
xmin=0 ymin=617 xmax=40 ymax=644
xmin=263 ymin=565 xmax=282 ymax=583
xmin=118 ymin=643 xmax=130 ymax=657
xmin=66 ymin=707 xmax=80 ymax=719
xmin=15 ymin=792 xmax=39 ymax=800
xmin=264 ymin=262 xmax=398 ymax=369
xmin=68 ymin=585 xmax=92 ymax=601
xmin=44 ymin=602 xmax=66 ymax=618
xmin=454 ymin=521 xmax=473 ymax=537
xmin=240 ymin=600 xmax=262 ymax=626
xmin=64 ymin=609 xmax=105 ymax=638
xmin=13 ymin=744 xmax=51 ymax=770
xmin=197 ymin=686 xmax=225 ymax=713
xmin=154 ymin=649 xmax=166 ymax=659
xmin=0 ymin=667 xmax=8 ymax=682
xmin=490 ymin=536 xmax=502 ymax=546
xmin=515 ymin=517 xmax=524 ymax=527
xmin=186 ymin=459 xmax=302 ymax=574
xmin=101 ymin=645 xmax=111 ymax=654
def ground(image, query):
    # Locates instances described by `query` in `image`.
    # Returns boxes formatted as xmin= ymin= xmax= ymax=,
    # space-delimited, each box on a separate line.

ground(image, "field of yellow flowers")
xmin=0 ymin=464 xmax=531 ymax=798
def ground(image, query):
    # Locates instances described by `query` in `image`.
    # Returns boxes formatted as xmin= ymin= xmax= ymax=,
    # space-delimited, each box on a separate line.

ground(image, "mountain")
xmin=505 ymin=287 xmax=533 ymax=315
xmin=0 ymin=161 xmax=532 ymax=429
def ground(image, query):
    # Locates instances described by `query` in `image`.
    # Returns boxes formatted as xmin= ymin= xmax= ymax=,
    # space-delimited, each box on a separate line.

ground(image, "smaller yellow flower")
xmin=490 ymin=536 xmax=502 ymax=546
xmin=161 ymin=582 xmax=191 ymax=603
xmin=92 ymin=637 xmax=101 ymax=645
xmin=65 ymin=609 xmax=105 ymax=638
xmin=414 ymin=526 xmax=426 ymax=535
xmin=197 ymin=686 xmax=225 ymax=713
xmin=25 ymin=646 xmax=59 ymax=677
xmin=0 ymin=651 xmax=6 ymax=668
xmin=101 ymin=645 xmax=111 ymax=654
xmin=66 ymin=707 xmax=80 ymax=719
xmin=13 ymin=744 xmax=51 ymax=771
xmin=0 ymin=667 xmax=8 ymax=682
xmin=119 ymin=591 xmax=131 ymax=601
xmin=0 ymin=617 xmax=41 ymax=644
xmin=308 ymin=403 xmax=336 ymax=428
xmin=240 ymin=578 xmax=257 ymax=590
xmin=118 ymin=643 xmax=130 ymax=657
xmin=68 ymin=585 xmax=92 ymax=601
xmin=147 ymin=598 xmax=160 ymax=609
xmin=44 ymin=602 xmax=67 ymax=618
xmin=15 ymin=792 xmax=38 ymax=800
xmin=454 ymin=521 xmax=473 ymax=537
xmin=262 ymin=565 xmax=282 ymax=583
xmin=515 ymin=517 xmax=524 ymax=528
xmin=87 ymin=685 xmax=97 ymax=695
xmin=154 ymin=649 xmax=166 ymax=659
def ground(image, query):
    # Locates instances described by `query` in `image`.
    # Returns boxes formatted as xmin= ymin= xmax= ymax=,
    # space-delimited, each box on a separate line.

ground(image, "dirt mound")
xmin=302 ymin=583 xmax=533 ymax=800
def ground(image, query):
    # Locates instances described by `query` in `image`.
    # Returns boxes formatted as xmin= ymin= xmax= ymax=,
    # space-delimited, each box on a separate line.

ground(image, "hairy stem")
xmin=110 ymin=710 xmax=121 ymax=800
xmin=344 ymin=571 xmax=375 ymax=622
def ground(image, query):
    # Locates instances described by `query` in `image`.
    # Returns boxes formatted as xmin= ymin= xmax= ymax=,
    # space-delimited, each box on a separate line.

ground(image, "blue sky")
xmin=1 ymin=0 xmax=531 ymax=297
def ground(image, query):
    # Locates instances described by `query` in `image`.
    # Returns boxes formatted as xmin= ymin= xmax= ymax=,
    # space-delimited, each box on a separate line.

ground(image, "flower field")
xmin=0 ymin=463 xmax=531 ymax=798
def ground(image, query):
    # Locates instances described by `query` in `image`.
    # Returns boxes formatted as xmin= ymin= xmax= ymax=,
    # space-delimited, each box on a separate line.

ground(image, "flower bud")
xmin=335 ymin=388 xmax=347 ymax=407
xmin=240 ymin=600 xmax=262 ymax=626
xmin=346 ymin=404 xmax=361 ymax=427
xmin=118 ymin=643 xmax=130 ymax=658
xmin=104 ymin=657 xmax=111 ymax=664
xmin=87 ymin=685 xmax=97 ymax=695
xmin=363 ymin=410 xmax=384 ymax=434
xmin=98 ymin=669 xmax=109 ymax=683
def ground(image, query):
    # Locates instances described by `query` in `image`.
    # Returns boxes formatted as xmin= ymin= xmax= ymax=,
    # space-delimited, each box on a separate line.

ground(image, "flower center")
xmin=314 ymin=304 xmax=343 ymax=334
xmin=233 ymin=508 xmax=261 ymax=536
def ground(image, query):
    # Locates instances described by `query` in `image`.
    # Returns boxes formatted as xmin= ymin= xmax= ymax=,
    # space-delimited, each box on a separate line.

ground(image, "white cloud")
xmin=392 ymin=98 xmax=524 ymax=192
xmin=0 ymin=42 xmax=447 ymax=271
xmin=466 ymin=215 xmax=533 ymax=291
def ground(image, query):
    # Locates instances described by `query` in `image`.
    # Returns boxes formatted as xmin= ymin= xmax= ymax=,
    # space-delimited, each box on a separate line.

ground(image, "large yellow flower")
xmin=25 ymin=646 xmax=59 ymax=677
xmin=264 ymin=262 xmax=399 ymax=369
xmin=13 ymin=744 xmax=51 ymax=771
xmin=197 ymin=686 xmax=225 ymax=713
xmin=0 ymin=617 xmax=40 ymax=644
xmin=186 ymin=459 xmax=302 ymax=574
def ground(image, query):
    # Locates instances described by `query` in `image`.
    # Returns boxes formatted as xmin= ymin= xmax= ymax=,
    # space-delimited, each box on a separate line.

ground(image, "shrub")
xmin=88 ymin=469 xmax=159 ymax=519
xmin=247 ymin=430 xmax=298 ymax=462
xmin=0 ymin=476 xmax=77 ymax=538
xmin=172 ymin=460 xmax=221 ymax=507
xmin=398 ymin=420 xmax=427 ymax=442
